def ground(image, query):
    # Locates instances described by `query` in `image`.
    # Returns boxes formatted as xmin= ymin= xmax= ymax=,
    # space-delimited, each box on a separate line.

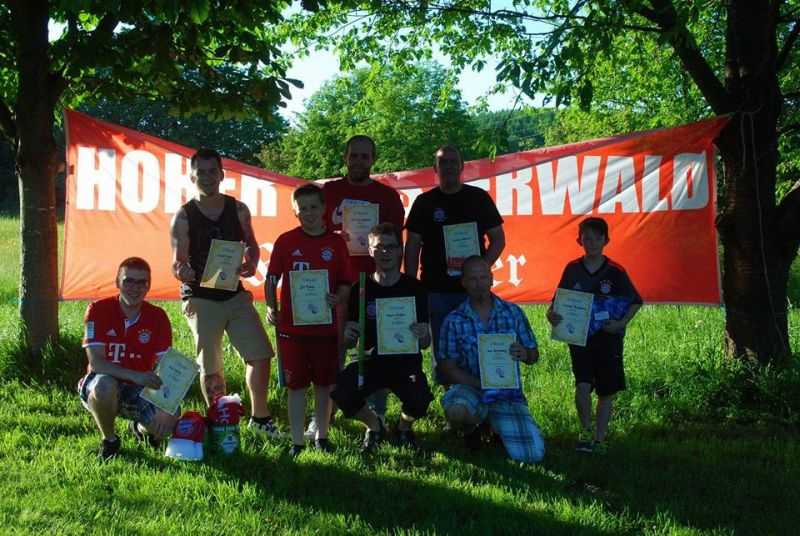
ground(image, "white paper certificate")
xmin=551 ymin=288 xmax=594 ymax=347
xmin=478 ymin=333 xmax=520 ymax=390
xmin=443 ymin=222 xmax=480 ymax=276
xmin=376 ymin=297 xmax=418 ymax=355
xmin=343 ymin=203 xmax=379 ymax=256
xmin=289 ymin=269 xmax=332 ymax=326
xmin=200 ymin=239 xmax=244 ymax=291
xmin=140 ymin=348 xmax=199 ymax=415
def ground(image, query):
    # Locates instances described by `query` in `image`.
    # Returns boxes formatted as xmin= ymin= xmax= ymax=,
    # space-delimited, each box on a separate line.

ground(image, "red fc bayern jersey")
xmin=82 ymin=296 xmax=172 ymax=374
xmin=322 ymin=178 xmax=406 ymax=274
xmin=268 ymin=227 xmax=354 ymax=336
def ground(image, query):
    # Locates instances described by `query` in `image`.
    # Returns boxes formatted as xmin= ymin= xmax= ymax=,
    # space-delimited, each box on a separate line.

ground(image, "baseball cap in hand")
xmin=165 ymin=411 xmax=206 ymax=461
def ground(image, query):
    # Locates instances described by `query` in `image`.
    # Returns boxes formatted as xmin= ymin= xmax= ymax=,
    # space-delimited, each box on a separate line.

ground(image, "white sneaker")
xmin=304 ymin=417 xmax=318 ymax=440
xmin=248 ymin=416 xmax=284 ymax=439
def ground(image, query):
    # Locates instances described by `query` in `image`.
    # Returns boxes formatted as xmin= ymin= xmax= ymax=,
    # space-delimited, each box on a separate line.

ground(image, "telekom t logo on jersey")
xmin=107 ymin=342 xmax=126 ymax=363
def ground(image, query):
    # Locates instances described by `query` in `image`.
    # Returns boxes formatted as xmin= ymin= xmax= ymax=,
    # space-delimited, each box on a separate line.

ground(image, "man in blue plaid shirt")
xmin=438 ymin=256 xmax=545 ymax=463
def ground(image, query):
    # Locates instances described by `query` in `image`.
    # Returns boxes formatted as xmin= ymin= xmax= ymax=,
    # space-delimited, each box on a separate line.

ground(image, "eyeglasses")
xmin=369 ymin=244 xmax=401 ymax=253
xmin=121 ymin=277 xmax=149 ymax=287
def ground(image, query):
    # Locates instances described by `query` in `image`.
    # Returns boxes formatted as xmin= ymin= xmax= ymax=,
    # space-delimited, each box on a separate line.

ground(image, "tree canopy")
xmin=259 ymin=62 xmax=479 ymax=178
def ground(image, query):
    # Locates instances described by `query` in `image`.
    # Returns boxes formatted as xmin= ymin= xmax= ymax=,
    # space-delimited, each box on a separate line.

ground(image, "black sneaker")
xmin=463 ymin=426 xmax=482 ymax=451
xmin=314 ymin=437 xmax=335 ymax=453
xmin=395 ymin=428 xmax=417 ymax=450
xmin=289 ymin=444 xmax=306 ymax=458
xmin=129 ymin=420 xmax=161 ymax=449
xmin=98 ymin=436 xmax=121 ymax=461
xmin=361 ymin=420 xmax=385 ymax=453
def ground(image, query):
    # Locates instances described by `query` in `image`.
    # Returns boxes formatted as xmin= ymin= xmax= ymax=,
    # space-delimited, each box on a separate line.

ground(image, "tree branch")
xmin=776 ymin=20 xmax=800 ymax=71
xmin=778 ymin=122 xmax=800 ymax=136
xmin=630 ymin=0 xmax=731 ymax=113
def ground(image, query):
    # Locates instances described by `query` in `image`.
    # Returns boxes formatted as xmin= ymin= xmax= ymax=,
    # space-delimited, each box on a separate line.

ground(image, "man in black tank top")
xmin=170 ymin=148 xmax=282 ymax=439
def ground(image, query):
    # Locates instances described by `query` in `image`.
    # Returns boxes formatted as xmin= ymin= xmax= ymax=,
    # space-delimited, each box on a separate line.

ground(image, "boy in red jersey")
xmin=79 ymin=257 xmax=177 ymax=460
xmin=547 ymin=218 xmax=642 ymax=454
xmin=266 ymin=184 xmax=353 ymax=456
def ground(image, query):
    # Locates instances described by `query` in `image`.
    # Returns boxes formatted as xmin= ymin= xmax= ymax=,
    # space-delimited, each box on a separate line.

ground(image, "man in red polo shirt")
xmin=78 ymin=257 xmax=177 ymax=460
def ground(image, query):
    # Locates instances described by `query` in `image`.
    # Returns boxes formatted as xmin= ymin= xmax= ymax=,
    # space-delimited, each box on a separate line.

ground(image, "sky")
xmin=281 ymin=47 xmax=536 ymax=121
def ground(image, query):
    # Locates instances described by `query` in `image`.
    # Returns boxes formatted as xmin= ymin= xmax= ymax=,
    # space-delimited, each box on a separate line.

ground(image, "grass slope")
xmin=0 ymin=214 xmax=799 ymax=535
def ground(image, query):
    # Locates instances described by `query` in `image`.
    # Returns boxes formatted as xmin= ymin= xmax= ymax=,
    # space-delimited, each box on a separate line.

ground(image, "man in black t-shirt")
xmin=404 ymin=145 xmax=505 ymax=381
xmin=331 ymin=223 xmax=433 ymax=452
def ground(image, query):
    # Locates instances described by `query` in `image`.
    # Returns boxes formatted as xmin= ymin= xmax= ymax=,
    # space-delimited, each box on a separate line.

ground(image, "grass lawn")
xmin=1 ymin=213 xmax=799 ymax=535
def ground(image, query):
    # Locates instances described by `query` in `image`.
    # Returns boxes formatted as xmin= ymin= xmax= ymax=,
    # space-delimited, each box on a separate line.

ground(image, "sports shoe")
xmin=575 ymin=430 xmax=594 ymax=453
xmin=395 ymin=428 xmax=417 ymax=450
xmin=248 ymin=416 xmax=284 ymax=439
xmin=304 ymin=417 xmax=318 ymax=440
xmin=361 ymin=420 xmax=385 ymax=453
xmin=592 ymin=440 xmax=608 ymax=455
xmin=129 ymin=420 xmax=161 ymax=449
xmin=463 ymin=426 xmax=482 ymax=452
xmin=289 ymin=444 xmax=305 ymax=458
xmin=98 ymin=436 xmax=121 ymax=461
xmin=314 ymin=437 xmax=335 ymax=453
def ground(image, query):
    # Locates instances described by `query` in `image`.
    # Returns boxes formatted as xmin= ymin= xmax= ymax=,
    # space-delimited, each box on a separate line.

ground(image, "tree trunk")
xmin=13 ymin=0 xmax=59 ymax=359
xmin=714 ymin=0 xmax=793 ymax=363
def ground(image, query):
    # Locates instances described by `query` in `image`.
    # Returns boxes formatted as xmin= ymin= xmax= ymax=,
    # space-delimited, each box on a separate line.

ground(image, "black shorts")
xmin=569 ymin=332 xmax=626 ymax=396
xmin=330 ymin=357 xmax=433 ymax=419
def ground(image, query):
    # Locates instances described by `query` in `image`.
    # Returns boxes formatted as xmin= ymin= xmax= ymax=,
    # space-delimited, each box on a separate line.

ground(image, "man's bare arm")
xmin=438 ymin=359 xmax=481 ymax=389
xmin=484 ymin=225 xmax=506 ymax=266
xmin=86 ymin=345 xmax=161 ymax=388
xmin=237 ymin=201 xmax=260 ymax=278
xmin=170 ymin=208 xmax=195 ymax=282
xmin=404 ymin=231 xmax=422 ymax=277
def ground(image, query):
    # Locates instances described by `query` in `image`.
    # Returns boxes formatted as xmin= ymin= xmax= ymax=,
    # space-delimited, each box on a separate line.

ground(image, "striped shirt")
xmin=438 ymin=295 xmax=538 ymax=379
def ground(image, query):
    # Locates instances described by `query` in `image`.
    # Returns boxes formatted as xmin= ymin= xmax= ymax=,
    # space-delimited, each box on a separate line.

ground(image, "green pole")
xmin=357 ymin=271 xmax=366 ymax=388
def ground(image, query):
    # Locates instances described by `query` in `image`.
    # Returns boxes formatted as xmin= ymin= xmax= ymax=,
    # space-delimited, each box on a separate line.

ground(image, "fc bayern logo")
xmin=321 ymin=248 xmax=334 ymax=261
xmin=367 ymin=302 xmax=377 ymax=319
xmin=433 ymin=208 xmax=446 ymax=223
xmin=600 ymin=280 xmax=612 ymax=294
xmin=138 ymin=329 xmax=152 ymax=344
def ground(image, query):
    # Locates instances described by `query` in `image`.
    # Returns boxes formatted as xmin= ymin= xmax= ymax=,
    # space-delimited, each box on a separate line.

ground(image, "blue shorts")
xmin=78 ymin=373 xmax=161 ymax=426
xmin=442 ymin=384 xmax=545 ymax=464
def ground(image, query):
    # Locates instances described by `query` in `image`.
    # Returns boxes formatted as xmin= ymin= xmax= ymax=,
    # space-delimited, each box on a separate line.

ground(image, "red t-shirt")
xmin=82 ymin=297 xmax=172 ymax=375
xmin=322 ymin=178 xmax=406 ymax=275
xmin=268 ymin=227 xmax=354 ymax=336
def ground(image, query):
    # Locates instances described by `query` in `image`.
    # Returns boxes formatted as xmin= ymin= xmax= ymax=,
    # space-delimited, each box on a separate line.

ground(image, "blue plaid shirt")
xmin=439 ymin=295 xmax=538 ymax=379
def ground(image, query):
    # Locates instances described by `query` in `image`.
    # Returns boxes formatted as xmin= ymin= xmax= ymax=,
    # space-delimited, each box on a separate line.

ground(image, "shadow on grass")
xmin=200 ymin=447 xmax=611 ymax=535
xmin=544 ymin=426 xmax=800 ymax=535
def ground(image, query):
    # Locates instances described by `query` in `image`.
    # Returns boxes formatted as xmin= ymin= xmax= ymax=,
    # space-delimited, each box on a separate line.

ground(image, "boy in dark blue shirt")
xmin=547 ymin=217 xmax=642 ymax=454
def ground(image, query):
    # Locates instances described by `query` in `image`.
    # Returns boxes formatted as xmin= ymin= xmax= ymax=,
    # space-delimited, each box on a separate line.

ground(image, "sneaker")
xmin=361 ymin=420 xmax=385 ymax=453
xmin=98 ymin=436 xmax=121 ymax=461
xmin=575 ymin=430 xmax=594 ymax=453
xmin=314 ymin=437 xmax=335 ymax=453
xmin=248 ymin=416 xmax=284 ymax=439
xmin=129 ymin=420 xmax=161 ymax=449
xmin=289 ymin=444 xmax=305 ymax=458
xmin=592 ymin=441 xmax=608 ymax=455
xmin=463 ymin=426 xmax=482 ymax=452
xmin=304 ymin=417 xmax=318 ymax=441
xmin=395 ymin=428 xmax=417 ymax=450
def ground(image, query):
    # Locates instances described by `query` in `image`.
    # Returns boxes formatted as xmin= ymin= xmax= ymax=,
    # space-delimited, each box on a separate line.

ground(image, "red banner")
xmin=62 ymin=109 xmax=729 ymax=303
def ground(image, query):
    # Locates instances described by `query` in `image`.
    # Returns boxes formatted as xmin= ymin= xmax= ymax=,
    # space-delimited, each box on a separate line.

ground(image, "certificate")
xmin=551 ymin=288 xmax=594 ymax=347
xmin=443 ymin=222 xmax=480 ymax=276
xmin=289 ymin=269 xmax=332 ymax=326
xmin=478 ymin=333 xmax=520 ymax=390
xmin=343 ymin=203 xmax=379 ymax=256
xmin=140 ymin=348 xmax=199 ymax=415
xmin=200 ymin=239 xmax=244 ymax=291
xmin=376 ymin=297 xmax=418 ymax=355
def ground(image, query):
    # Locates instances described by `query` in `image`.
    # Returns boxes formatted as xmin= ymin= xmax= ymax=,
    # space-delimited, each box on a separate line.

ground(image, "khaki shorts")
xmin=183 ymin=290 xmax=273 ymax=376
